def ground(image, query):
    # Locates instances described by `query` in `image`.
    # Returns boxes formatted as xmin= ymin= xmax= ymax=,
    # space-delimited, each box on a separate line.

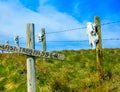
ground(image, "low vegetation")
xmin=0 ymin=48 xmax=120 ymax=92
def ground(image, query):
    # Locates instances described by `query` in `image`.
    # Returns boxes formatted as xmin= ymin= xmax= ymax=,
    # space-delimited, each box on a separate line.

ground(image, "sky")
xmin=0 ymin=0 xmax=120 ymax=51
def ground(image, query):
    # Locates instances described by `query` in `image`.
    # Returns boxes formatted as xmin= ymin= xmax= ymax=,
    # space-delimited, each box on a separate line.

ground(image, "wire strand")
xmin=46 ymin=20 xmax=120 ymax=34
xmin=46 ymin=27 xmax=86 ymax=34
xmin=46 ymin=38 xmax=120 ymax=42
xmin=101 ymin=20 xmax=120 ymax=26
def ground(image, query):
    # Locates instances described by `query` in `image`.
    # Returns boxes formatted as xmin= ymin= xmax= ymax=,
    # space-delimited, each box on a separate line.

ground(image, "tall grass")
xmin=0 ymin=49 xmax=120 ymax=92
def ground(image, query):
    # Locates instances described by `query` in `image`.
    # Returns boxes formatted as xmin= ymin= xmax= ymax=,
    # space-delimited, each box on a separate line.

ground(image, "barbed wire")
xmin=2 ymin=38 xmax=120 ymax=46
xmin=1 ymin=20 xmax=119 ymax=41
xmin=0 ymin=20 xmax=120 ymax=48
xmin=101 ymin=20 xmax=120 ymax=26
xmin=46 ymin=40 xmax=88 ymax=42
xmin=46 ymin=38 xmax=120 ymax=42
xmin=46 ymin=27 xmax=86 ymax=34
xmin=102 ymin=38 xmax=120 ymax=41
xmin=46 ymin=20 xmax=120 ymax=34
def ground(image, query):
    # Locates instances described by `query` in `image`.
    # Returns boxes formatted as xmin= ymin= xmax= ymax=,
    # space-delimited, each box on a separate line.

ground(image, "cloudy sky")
xmin=0 ymin=0 xmax=120 ymax=51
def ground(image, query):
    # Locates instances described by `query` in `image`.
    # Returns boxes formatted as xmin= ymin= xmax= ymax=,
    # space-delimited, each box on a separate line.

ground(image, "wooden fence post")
xmin=5 ymin=40 xmax=9 ymax=53
xmin=41 ymin=28 xmax=46 ymax=61
xmin=26 ymin=23 xmax=36 ymax=92
xmin=94 ymin=16 xmax=103 ymax=80
xmin=14 ymin=35 xmax=19 ymax=47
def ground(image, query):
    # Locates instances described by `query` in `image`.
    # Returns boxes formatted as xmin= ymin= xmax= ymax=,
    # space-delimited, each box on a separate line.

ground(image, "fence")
xmin=0 ymin=24 xmax=64 ymax=92
xmin=0 ymin=20 xmax=120 ymax=51
xmin=0 ymin=16 xmax=120 ymax=91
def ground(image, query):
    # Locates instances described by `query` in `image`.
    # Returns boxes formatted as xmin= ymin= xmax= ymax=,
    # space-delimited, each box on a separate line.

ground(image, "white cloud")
xmin=0 ymin=0 xmax=86 ymax=43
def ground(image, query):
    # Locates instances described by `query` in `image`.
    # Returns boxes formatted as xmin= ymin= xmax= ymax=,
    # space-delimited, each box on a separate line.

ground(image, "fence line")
xmin=0 ymin=20 xmax=120 ymax=51
xmin=1 ymin=38 xmax=120 ymax=49
xmin=0 ymin=17 xmax=120 ymax=88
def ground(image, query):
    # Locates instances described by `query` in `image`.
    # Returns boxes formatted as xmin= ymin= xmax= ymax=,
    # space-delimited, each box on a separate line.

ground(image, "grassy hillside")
xmin=0 ymin=48 xmax=120 ymax=92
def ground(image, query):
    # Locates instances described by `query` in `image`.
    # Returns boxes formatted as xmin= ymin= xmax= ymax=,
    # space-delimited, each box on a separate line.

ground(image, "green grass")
xmin=0 ymin=48 xmax=120 ymax=92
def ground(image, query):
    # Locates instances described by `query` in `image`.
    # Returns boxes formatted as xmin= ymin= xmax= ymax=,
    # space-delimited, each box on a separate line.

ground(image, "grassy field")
xmin=0 ymin=48 xmax=120 ymax=92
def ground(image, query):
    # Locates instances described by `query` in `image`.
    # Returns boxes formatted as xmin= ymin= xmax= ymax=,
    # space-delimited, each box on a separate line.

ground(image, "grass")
xmin=0 ymin=48 xmax=120 ymax=92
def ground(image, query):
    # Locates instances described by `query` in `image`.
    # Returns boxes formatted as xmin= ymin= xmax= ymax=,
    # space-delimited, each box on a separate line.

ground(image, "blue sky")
xmin=0 ymin=0 xmax=120 ymax=51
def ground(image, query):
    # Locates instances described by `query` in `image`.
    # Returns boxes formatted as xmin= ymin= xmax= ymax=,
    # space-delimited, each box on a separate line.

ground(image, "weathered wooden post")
xmin=2 ymin=50 xmax=3 ymax=53
xmin=14 ymin=35 xmax=20 ymax=55
xmin=5 ymin=40 xmax=9 ymax=53
xmin=26 ymin=23 xmax=36 ymax=92
xmin=14 ymin=35 xmax=19 ymax=47
xmin=0 ymin=24 xmax=65 ymax=92
xmin=94 ymin=16 xmax=103 ymax=80
xmin=41 ymin=28 xmax=46 ymax=61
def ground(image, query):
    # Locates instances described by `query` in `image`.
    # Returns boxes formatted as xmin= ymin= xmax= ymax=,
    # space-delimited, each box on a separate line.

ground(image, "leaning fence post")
xmin=26 ymin=23 xmax=36 ymax=92
xmin=94 ymin=16 xmax=103 ymax=80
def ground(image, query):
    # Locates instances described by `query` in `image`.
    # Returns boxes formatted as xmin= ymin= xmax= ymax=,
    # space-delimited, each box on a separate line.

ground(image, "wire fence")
xmin=45 ymin=20 xmax=120 ymax=34
xmin=0 ymin=20 xmax=120 ymax=51
xmin=44 ymin=20 xmax=120 ymax=51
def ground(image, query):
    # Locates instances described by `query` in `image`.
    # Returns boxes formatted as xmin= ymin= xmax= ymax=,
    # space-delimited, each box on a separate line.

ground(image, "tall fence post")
xmin=26 ymin=23 xmax=36 ymax=92
xmin=41 ymin=28 xmax=46 ymax=61
xmin=94 ymin=16 xmax=103 ymax=80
